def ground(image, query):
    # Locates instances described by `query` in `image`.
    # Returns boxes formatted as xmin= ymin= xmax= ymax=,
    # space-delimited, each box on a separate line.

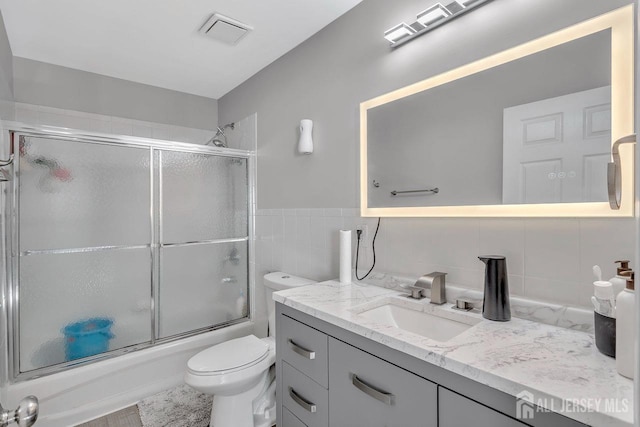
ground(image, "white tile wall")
xmin=253 ymin=209 xmax=635 ymax=326
xmin=14 ymin=103 xmax=214 ymax=145
xmin=225 ymin=113 xmax=257 ymax=152
xmin=251 ymin=208 xmax=370 ymax=334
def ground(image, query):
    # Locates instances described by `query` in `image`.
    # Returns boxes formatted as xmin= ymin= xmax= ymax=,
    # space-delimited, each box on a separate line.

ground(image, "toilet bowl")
xmin=184 ymin=272 xmax=316 ymax=427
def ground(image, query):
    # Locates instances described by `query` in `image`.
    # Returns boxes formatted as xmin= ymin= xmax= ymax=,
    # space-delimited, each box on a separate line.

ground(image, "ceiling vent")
xmin=199 ymin=13 xmax=253 ymax=45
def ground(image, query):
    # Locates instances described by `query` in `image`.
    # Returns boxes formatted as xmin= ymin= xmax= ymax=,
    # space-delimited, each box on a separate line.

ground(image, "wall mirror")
xmin=360 ymin=6 xmax=634 ymax=217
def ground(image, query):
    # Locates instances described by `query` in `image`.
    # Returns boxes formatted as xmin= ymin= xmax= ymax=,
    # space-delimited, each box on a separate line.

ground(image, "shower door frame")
xmin=2 ymin=122 xmax=256 ymax=382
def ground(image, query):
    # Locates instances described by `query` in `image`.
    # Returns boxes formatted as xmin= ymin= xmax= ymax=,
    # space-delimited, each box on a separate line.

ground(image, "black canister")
xmin=478 ymin=255 xmax=511 ymax=321
xmin=594 ymin=311 xmax=616 ymax=358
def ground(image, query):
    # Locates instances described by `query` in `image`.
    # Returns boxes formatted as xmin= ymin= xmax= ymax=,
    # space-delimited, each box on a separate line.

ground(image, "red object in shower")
xmin=53 ymin=168 xmax=72 ymax=181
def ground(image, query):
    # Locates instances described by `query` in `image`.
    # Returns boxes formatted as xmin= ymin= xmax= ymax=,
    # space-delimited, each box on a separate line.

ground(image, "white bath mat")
xmin=137 ymin=384 xmax=211 ymax=427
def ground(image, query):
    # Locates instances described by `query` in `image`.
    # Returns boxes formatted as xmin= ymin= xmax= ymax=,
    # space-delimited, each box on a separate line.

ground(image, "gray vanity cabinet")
xmin=282 ymin=362 xmax=329 ymax=427
xmin=278 ymin=314 xmax=330 ymax=427
xmin=283 ymin=407 xmax=308 ymax=427
xmin=280 ymin=314 xmax=329 ymax=388
xmin=439 ymin=387 xmax=528 ymax=427
xmin=328 ymin=337 xmax=438 ymax=426
xmin=276 ymin=303 xmax=587 ymax=427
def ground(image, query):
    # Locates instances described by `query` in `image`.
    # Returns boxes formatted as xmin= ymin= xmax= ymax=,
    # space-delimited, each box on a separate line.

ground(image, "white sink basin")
xmin=356 ymin=303 xmax=479 ymax=342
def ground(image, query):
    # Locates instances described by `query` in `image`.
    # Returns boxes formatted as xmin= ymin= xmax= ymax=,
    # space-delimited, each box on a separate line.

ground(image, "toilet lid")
xmin=187 ymin=335 xmax=269 ymax=374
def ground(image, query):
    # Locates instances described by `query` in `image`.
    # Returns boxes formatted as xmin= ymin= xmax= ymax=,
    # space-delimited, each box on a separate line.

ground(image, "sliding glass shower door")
xmin=9 ymin=132 xmax=250 ymax=379
xmin=158 ymin=151 xmax=248 ymax=338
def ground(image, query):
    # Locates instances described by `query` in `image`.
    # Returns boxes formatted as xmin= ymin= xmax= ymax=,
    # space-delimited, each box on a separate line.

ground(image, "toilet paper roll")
xmin=340 ymin=230 xmax=352 ymax=284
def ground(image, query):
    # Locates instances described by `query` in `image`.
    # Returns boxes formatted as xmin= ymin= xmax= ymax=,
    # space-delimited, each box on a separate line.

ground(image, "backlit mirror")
xmin=360 ymin=6 xmax=633 ymax=217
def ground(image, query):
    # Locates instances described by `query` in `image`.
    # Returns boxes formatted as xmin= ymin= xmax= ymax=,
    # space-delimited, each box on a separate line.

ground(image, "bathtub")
xmin=1 ymin=320 xmax=255 ymax=427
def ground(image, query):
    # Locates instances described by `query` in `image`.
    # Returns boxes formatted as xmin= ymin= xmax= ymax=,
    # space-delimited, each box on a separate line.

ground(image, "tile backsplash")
xmin=253 ymin=209 xmax=635 ymax=330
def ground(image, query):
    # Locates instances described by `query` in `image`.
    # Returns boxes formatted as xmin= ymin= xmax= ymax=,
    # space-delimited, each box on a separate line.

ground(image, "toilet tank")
xmin=264 ymin=272 xmax=316 ymax=336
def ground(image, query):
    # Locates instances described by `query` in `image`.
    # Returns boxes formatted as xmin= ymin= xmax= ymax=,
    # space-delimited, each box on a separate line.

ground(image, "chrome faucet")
xmin=415 ymin=272 xmax=447 ymax=304
xmin=404 ymin=285 xmax=426 ymax=299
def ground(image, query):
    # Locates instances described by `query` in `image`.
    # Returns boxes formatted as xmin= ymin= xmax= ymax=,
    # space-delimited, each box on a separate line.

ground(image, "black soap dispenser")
xmin=478 ymin=255 xmax=511 ymax=321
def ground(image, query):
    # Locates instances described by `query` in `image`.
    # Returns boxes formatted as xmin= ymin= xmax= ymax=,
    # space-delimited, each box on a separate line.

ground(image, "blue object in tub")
xmin=63 ymin=318 xmax=114 ymax=361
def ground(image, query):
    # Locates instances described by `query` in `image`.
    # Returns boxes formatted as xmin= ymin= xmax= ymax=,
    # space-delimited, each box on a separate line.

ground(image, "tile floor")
xmin=76 ymin=385 xmax=211 ymax=427
xmin=77 ymin=406 xmax=142 ymax=427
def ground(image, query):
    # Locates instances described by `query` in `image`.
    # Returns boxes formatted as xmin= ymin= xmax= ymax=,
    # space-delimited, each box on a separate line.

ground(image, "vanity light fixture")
xmin=385 ymin=0 xmax=492 ymax=48
xmin=416 ymin=4 xmax=451 ymax=27
xmin=384 ymin=23 xmax=416 ymax=44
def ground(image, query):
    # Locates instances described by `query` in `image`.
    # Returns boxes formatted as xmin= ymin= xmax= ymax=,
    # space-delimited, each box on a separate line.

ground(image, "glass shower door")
xmin=158 ymin=151 xmax=249 ymax=338
xmin=15 ymin=136 xmax=153 ymax=373
xmin=9 ymin=132 xmax=252 ymax=379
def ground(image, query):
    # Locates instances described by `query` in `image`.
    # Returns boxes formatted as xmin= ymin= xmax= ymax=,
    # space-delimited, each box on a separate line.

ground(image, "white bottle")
xmin=593 ymin=281 xmax=615 ymax=317
xmin=615 ymin=271 xmax=635 ymax=379
xmin=236 ymin=291 xmax=247 ymax=317
xmin=610 ymin=260 xmax=631 ymax=297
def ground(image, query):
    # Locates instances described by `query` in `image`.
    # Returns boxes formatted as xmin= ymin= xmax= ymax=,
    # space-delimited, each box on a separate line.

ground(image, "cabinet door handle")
xmin=288 ymin=339 xmax=316 ymax=360
xmin=289 ymin=387 xmax=317 ymax=413
xmin=351 ymin=373 xmax=394 ymax=406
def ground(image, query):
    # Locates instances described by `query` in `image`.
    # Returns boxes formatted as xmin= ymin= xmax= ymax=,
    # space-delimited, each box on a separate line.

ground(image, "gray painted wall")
xmin=219 ymin=0 xmax=632 ymax=209
xmin=0 ymin=11 xmax=13 ymax=120
xmin=14 ymin=57 xmax=218 ymax=130
xmin=0 ymin=11 xmax=12 ymax=102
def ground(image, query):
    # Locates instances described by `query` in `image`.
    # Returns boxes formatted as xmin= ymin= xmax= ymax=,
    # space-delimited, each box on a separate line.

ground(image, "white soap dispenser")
xmin=615 ymin=270 xmax=635 ymax=379
xmin=610 ymin=260 xmax=631 ymax=297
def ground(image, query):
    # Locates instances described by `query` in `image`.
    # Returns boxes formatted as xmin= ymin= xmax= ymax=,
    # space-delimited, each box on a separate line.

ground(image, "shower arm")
xmin=220 ymin=123 xmax=235 ymax=132
xmin=205 ymin=122 xmax=235 ymax=147
xmin=215 ymin=123 xmax=235 ymax=136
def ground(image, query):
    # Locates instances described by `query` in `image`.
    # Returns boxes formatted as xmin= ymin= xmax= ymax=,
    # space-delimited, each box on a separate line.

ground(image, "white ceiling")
xmin=0 ymin=0 xmax=363 ymax=99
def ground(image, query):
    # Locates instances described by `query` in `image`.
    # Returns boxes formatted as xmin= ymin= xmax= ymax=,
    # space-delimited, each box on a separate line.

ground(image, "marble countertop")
xmin=273 ymin=280 xmax=634 ymax=427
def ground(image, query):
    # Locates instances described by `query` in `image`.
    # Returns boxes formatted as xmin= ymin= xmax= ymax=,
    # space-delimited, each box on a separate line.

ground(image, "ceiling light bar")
xmin=385 ymin=0 xmax=492 ymax=48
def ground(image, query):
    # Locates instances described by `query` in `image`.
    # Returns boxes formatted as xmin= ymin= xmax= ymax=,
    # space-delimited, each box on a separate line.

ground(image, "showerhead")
xmin=205 ymin=123 xmax=235 ymax=148
xmin=207 ymin=136 xmax=227 ymax=147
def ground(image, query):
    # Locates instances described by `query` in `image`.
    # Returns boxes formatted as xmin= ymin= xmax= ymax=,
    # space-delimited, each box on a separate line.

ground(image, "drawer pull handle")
xmin=288 ymin=339 xmax=316 ymax=360
xmin=289 ymin=387 xmax=317 ymax=413
xmin=351 ymin=374 xmax=395 ymax=406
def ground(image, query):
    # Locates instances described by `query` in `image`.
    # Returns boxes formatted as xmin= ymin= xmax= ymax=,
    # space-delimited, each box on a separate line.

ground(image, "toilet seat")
xmin=187 ymin=335 xmax=270 ymax=376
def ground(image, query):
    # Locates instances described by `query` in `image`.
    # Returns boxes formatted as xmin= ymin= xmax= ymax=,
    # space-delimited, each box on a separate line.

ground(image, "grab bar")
xmin=390 ymin=187 xmax=439 ymax=196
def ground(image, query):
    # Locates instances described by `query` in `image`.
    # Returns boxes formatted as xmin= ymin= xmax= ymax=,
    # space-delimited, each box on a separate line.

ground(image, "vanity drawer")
xmin=280 ymin=315 xmax=328 ymax=387
xmin=282 ymin=362 xmax=328 ymax=427
xmin=282 ymin=407 xmax=308 ymax=427
xmin=328 ymin=337 xmax=437 ymax=427
xmin=439 ymin=387 xmax=528 ymax=427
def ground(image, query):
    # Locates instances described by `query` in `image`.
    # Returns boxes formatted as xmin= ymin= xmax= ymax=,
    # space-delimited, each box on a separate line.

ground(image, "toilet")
xmin=184 ymin=272 xmax=316 ymax=427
